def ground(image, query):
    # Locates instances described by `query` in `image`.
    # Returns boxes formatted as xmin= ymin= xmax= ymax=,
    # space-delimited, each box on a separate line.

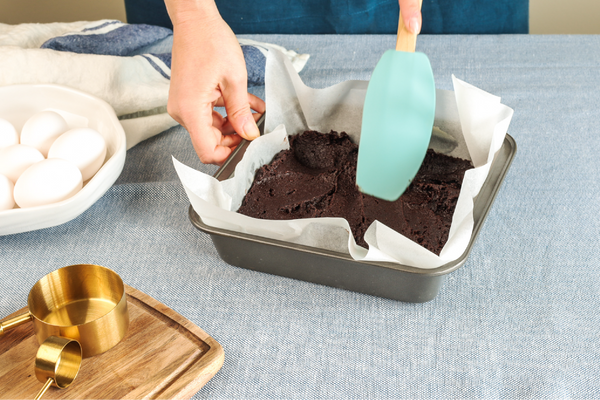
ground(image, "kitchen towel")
xmin=0 ymin=20 xmax=309 ymax=149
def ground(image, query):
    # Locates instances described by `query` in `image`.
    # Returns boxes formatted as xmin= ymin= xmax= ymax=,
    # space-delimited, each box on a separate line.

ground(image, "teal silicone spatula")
xmin=356 ymin=1 xmax=435 ymax=201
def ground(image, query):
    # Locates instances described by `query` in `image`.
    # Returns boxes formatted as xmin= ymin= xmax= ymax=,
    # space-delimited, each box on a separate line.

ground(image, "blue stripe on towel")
xmin=152 ymin=52 xmax=171 ymax=69
xmin=40 ymin=20 xmax=268 ymax=87
xmin=41 ymin=23 xmax=172 ymax=57
xmin=141 ymin=54 xmax=170 ymax=79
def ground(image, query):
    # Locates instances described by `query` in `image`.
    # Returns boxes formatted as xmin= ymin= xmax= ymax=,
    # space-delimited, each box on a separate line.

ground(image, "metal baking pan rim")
xmin=188 ymin=132 xmax=517 ymax=278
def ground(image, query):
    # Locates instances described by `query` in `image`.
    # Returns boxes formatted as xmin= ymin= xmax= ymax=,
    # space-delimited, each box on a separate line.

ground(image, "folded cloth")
xmin=0 ymin=20 xmax=309 ymax=149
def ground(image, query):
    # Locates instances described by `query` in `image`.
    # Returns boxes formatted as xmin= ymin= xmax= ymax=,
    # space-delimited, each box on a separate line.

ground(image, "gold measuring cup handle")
xmin=0 ymin=312 xmax=32 ymax=335
xmin=34 ymin=378 xmax=54 ymax=400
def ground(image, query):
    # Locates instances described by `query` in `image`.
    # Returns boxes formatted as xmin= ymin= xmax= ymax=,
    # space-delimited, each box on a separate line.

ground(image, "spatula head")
xmin=357 ymin=49 xmax=435 ymax=201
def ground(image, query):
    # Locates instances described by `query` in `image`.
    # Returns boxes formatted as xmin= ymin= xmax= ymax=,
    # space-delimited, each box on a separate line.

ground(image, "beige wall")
xmin=0 ymin=0 xmax=127 ymax=25
xmin=1 ymin=0 xmax=599 ymax=34
xmin=530 ymin=0 xmax=600 ymax=33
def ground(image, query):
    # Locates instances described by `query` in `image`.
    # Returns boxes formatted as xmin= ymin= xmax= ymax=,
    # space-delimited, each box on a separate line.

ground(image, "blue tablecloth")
xmin=2 ymin=34 xmax=600 ymax=398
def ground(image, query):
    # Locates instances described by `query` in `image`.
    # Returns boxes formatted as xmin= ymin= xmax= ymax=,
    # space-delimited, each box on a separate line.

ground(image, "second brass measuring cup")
xmin=34 ymin=336 xmax=82 ymax=399
xmin=0 ymin=264 xmax=129 ymax=358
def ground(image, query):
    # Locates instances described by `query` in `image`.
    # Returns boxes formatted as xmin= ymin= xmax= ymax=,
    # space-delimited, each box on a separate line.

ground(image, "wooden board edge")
xmin=168 ymin=342 xmax=224 ymax=400
xmin=124 ymin=285 xmax=225 ymax=399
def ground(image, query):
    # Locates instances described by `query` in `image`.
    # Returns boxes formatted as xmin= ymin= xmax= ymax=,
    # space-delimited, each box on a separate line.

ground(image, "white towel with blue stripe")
xmin=0 ymin=20 xmax=309 ymax=149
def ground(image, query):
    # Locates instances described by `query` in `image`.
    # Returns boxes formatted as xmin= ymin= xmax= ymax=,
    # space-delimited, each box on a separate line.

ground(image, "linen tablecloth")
xmin=1 ymin=34 xmax=599 ymax=398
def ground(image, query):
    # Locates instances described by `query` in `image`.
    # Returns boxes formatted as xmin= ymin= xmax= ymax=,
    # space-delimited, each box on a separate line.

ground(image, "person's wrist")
xmin=165 ymin=0 xmax=221 ymax=25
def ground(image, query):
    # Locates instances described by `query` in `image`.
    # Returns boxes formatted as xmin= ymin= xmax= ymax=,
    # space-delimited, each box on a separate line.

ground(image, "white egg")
xmin=0 ymin=144 xmax=45 ymax=184
xmin=20 ymin=110 xmax=68 ymax=157
xmin=0 ymin=173 xmax=15 ymax=211
xmin=48 ymin=128 xmax=107 ymax=181
xmin=0 ymin=118 xmax=19 ymax=150
xmin=14 ymin=158 xmax=83 ymax=208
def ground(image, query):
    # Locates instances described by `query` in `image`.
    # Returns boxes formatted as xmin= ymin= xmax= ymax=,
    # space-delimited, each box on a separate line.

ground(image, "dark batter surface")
xmin=237 ymin=130 xmax=473 ymax=255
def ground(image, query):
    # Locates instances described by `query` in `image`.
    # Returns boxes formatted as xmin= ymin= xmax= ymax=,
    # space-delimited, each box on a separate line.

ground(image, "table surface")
xmin=2 ymin=34 xmax=599 ymax=399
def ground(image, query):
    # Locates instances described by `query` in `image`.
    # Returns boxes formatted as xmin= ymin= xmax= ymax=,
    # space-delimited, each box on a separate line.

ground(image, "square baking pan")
xmin=189 ymin=120 xmax=517 ymax=302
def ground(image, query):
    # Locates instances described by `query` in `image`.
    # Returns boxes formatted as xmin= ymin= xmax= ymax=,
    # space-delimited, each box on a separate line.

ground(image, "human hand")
xmin=165 ymin=1 xmax=265 ymax=165
xmin=398 ymin=0 xmax=423 ymax=34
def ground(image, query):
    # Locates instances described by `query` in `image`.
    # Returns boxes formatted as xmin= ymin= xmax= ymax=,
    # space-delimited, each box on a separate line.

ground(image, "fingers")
xmin=172 ymin=102 xmax=239 ymax=165
xmin=189 ymin=123 xmax=241 ymax=165
xmin=173 ymin=92 xmax=263 ymax=165
xmin=214 ymin=93 xmax=266 ymax=114
xmin=399 ymin=0 xmax=423 ymax=34
xmin=248 ymin=93 xmax=266 ymax=114
xmin=219 ymin=108 xmax=263 ymax=136
xmin=214 ymin=93 xmax=265 ymax=136
xmin=220 ymin=132 xmax=243 ymax=148
xmin=219 ymin=78 xmax=262 ymax=141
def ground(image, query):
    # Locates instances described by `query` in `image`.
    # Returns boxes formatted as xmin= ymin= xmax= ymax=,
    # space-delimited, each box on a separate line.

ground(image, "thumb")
xmin=221 ymin=80 xmax=260 ymax=141
xmin=399 ymin=0 xmax=423 ymax=34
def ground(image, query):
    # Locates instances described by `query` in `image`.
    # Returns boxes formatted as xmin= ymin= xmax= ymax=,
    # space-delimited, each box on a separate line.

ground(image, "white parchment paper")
xmin=174 ymin=48 xmax=514 ymax=269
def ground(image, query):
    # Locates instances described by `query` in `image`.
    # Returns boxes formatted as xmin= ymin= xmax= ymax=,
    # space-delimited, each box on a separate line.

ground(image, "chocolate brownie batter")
xmin=237 ymin=130 xmax=473 ymax=255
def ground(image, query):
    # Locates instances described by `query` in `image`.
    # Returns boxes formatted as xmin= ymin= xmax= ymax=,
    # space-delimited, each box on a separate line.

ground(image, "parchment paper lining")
xmin=174 ymin=48 xmax=513 ymax=269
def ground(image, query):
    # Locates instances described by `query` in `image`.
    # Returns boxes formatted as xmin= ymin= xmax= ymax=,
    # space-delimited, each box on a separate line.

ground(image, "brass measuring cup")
xmin=34 ymin=336 xmax=82 ymax=399
xmin=0 ymin=264 xmax=129 ymax=358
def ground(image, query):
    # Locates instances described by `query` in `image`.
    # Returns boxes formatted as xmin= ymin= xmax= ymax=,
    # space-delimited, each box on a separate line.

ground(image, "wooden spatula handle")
xmin=396 ymin=0 xmax=423 ymax=52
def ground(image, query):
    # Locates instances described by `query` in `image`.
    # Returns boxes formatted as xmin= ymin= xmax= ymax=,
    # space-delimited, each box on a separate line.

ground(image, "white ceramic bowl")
xmin=0 ymin=84 xmax=126 ymax=235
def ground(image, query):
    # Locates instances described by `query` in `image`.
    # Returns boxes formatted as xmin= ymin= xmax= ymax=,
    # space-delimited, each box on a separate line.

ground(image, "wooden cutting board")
xmin=0 ymin=285 xmax=224 ymax=399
